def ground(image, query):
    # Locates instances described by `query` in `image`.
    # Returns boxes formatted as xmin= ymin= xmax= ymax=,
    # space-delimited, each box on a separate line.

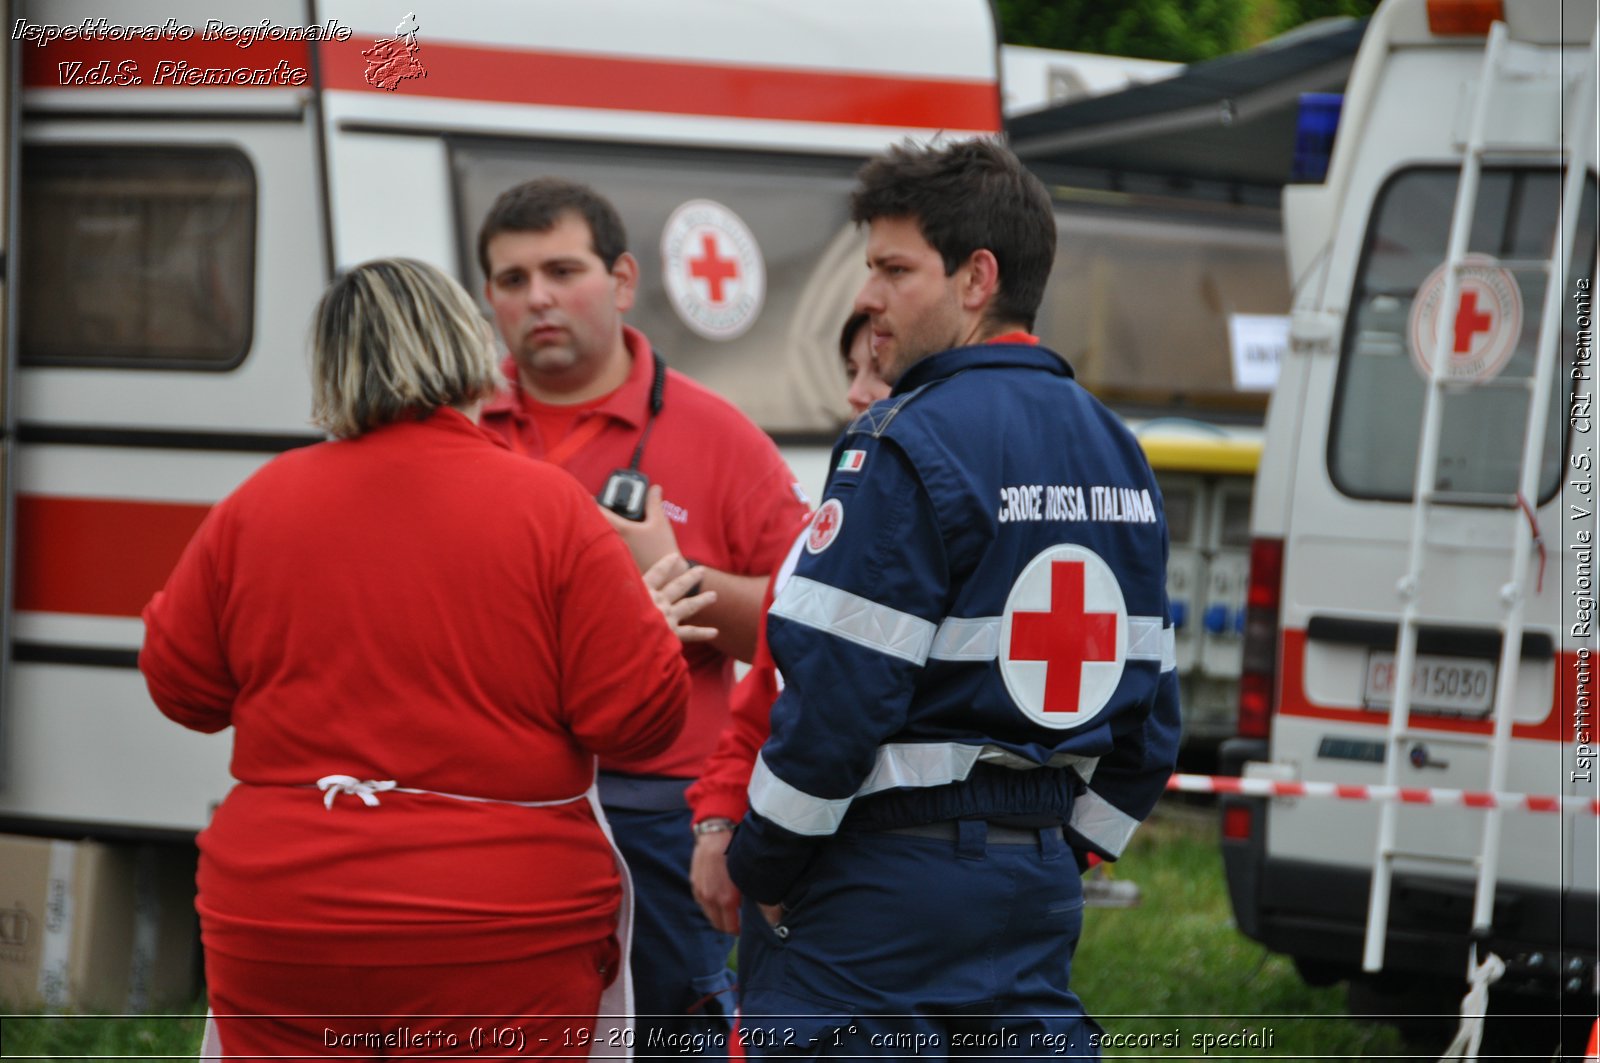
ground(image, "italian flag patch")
xmin=837 ymin=449 xmax=867 ymax=473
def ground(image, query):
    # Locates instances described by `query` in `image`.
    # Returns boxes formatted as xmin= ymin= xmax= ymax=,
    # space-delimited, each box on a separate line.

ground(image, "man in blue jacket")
xmin=725 ymin=138 xmax=1181 ymax=1057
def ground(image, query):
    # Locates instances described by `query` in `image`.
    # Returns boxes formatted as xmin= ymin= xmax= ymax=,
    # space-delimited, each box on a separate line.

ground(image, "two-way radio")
xmin=596 ymin=352 xmax=667 ymax=522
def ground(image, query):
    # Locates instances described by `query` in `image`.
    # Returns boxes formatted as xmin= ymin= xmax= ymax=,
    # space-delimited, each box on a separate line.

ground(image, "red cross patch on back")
xmin=998 ymin=544 xmax=1128 ymax=729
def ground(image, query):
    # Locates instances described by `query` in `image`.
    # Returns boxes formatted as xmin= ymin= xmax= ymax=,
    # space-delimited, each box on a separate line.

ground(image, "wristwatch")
xmin=692 ymin=817 xmax=736 ymax=836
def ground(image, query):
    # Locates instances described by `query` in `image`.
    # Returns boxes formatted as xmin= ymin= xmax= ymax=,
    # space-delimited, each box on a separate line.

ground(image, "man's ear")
xmin=960 ymin=249 xmax=1001 ymax=313
xmin=613 ymin=251 xmax=640 ymax=313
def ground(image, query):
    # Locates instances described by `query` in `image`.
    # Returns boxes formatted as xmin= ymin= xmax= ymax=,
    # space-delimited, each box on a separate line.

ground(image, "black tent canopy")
xmin=1007 ymin=19 xmax=1368 ymax=202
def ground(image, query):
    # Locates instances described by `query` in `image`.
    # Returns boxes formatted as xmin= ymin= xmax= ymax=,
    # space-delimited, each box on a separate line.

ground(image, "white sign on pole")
xmin=1227 ymin=313 xmax=1289 ymax=392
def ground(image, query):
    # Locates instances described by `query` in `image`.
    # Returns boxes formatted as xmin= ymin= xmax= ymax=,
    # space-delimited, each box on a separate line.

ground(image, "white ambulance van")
xmin=1219 ymin=0 xmax=1598 ymax=1019
xmin=0 ymin=0 xmax=1004 ymax=838
xmin=3 ymin=0 xmax=1305 ymax=849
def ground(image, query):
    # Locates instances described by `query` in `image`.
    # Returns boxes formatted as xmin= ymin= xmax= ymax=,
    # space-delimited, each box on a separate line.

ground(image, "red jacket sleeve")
xmin=555 ymin=524 xmax=689 ymax=764
xmin=723 ymin=443 xmax=811 ymax=579
xmin=140 ymin=507 xmax=237 ymax=734
xmin=686 ymin=570 xmax=780 ymax=823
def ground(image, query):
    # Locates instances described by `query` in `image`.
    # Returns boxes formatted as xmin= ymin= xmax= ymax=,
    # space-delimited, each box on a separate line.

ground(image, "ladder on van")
xmin=1360 ymin=10 xmax=1598 ymax=1030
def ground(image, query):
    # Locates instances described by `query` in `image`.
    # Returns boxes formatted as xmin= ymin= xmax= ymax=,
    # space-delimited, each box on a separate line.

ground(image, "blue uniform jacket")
xmin=725 ymin=342 xmax=1181 ymax=905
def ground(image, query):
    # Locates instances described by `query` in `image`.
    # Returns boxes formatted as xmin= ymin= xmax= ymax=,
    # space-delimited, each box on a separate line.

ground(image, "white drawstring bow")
xmin=316 ymin=775 xmax=397 ymax=809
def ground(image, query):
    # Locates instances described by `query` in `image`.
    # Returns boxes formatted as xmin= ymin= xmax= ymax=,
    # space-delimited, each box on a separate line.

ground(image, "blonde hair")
xmin=311 ymin=258 xmax=498 ymax=439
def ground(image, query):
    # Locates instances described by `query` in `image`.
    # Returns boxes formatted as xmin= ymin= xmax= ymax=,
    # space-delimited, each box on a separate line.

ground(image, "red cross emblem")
xmin=688 ymin=233 xmax=740 ymax=304
xmin=1452 ymin=290 xmax=1493 ymax=353
xmin=1000 ymin=545 xmax=1127 ymax=728
xmin=1009 ymin=561 xmax=1118 ymax=713
xmin=661 ymin=199 xmax=766 ymax=341
xmin=1406 ymin=255 xmax=1522 ymax=384
xmin=806 ymin=499 xmax=844 ymax=555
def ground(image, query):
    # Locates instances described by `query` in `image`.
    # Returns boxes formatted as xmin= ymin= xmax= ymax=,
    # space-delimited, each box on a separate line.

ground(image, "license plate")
xmin=1364 ymin=653 xmax=1496 ymax=717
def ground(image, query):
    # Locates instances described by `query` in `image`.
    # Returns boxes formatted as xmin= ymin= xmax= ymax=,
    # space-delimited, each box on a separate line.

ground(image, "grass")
xmin=1 ymin=1008 xmax=206 ymax=1060
xmin=1072 ymin=799 xmax=1410 ymax=1060
xmin=2 ymin=800 xmax=1420 ymax=1059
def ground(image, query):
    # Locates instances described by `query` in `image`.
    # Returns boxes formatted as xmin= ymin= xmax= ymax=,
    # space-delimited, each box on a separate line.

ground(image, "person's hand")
xmin=599 ymin=483 xmax=680 ymax=572
xmin=643 ymin=553 xmax=717 ymax=643
xmin=690 ymin=827 xmax=741 ymax=934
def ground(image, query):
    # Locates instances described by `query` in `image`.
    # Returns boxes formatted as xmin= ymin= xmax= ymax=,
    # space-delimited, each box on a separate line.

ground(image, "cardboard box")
xmin=0 ymin=834 xmax=198 ymax=1012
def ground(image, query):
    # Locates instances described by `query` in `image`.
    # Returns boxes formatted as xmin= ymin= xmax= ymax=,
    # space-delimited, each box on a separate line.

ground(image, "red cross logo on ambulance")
xmin=661 ymin=199 xmax=766 ymax=341
xmin=1406 ymin=254 xmax=1523 ymax=384
xmin=999 ymin=544 xmax=1127 ymax=729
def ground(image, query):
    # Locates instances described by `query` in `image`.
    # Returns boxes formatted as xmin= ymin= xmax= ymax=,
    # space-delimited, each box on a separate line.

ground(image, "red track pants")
xmin=205 ymin=936 xmax=620 ymax=1059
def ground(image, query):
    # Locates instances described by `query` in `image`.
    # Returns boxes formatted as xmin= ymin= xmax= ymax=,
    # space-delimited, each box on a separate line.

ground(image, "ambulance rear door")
xmin=1264 ymin=0 xmax=1597 ymax=972
xmin=4 ymin=0 xmax=331 ymax=833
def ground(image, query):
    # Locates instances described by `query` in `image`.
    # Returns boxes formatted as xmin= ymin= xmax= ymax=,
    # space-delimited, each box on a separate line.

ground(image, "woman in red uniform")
xmin=140 ymin=258 xmax=690 ymax=1058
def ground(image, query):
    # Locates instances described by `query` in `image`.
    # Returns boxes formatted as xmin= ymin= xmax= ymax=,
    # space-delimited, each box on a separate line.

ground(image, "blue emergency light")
xmin=1291 ymin=92 xmax=1343 ymax=183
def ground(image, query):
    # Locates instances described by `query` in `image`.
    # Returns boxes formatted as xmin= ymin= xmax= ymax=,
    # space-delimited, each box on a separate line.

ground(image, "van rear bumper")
xmin=1217 ymin=740 xmax=1598 ymax=995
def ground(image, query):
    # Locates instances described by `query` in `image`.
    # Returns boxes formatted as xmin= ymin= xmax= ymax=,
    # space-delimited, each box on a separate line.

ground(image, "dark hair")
xmin=850 ymin=139 xmax=1056 ymax=330
xmin=837 ymin=311 xmax=870 ymax=366
xmin=476 ymin=177 xmax=629 ymax=276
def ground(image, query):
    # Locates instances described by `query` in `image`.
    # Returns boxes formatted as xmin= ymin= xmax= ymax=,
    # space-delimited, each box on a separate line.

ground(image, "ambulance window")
xmin=452 ymin=140 xmax=859 ymax=434
xmin=1329 ymin=168 xmax=1597 ymax=503
xmin=1218 ymin=491 xmax=1251 ymax=548
xmin=20 ymin=146 xmax=255 ymax=369
xmin=1161 ymin=483 xmax=1196 ymax=544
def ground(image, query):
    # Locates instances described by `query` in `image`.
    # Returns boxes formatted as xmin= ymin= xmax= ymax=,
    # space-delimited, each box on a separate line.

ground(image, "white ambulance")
xmin=0 ymin=0 xmax=1005 ymax=836
xmin=1220 ymin=0 xmax=1598 ymax=1025
xmin=2 ymin=0 xmax=1308 ymax=847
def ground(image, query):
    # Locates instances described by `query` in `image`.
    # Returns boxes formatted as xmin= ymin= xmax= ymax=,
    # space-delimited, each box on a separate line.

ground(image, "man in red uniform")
xmin=478 ymin=179 xmax=809 ymax=1049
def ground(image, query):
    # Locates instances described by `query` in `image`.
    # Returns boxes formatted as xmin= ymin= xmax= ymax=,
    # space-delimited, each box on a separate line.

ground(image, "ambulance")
xmin=2 ymin=0 xmax=1306 ymax=849
xmin=0 ymin=0 xmax=1007 ymax=837
xmin=1218 ymin=0 xmax=1599 ymax=1022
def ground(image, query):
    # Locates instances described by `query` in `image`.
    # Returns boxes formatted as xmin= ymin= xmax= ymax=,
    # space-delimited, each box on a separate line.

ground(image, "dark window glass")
xmin=21 ymin=146 xmax=255 ymax=369
xmin=453 ymin=139 xmax=860 ymax=433
xmin=1219 ymin=491 xmax=1252 ymax=548
xmin=1329 ymin=168 xmax=1597 ymax=502
xmin=1163 ymin=483 xmax=1197 ymax=544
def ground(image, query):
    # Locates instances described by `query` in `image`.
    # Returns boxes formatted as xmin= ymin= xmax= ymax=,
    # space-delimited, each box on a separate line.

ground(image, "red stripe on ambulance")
xmin=26 ymin=35 xmax=1001 ymax=132
xmin=1277 ymin=628 xmax=1576 ymax=743
xmin=15 ymin=496 xmax=210 ymax=618
xmin=317 ymin=37 xmax=1000 ymax=130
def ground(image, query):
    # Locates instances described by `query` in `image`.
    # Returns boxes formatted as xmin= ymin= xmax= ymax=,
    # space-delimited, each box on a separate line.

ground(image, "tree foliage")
xmin=996 ymin=0 xmax=1379 ymax=62
xmin=1269 ymin=0 xmax=1380 ymax=35
xmin=996 ymin=0 xmax=1243 ymax=62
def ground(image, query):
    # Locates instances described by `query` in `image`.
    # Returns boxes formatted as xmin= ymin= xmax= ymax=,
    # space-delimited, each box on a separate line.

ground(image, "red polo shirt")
xmin=481 ymin=326 xmax=810 ymax=778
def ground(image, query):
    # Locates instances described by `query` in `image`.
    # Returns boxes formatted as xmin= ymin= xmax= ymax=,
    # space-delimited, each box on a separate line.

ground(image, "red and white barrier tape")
xmin=1166 ymin=772 xmax=1600 ymax=816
